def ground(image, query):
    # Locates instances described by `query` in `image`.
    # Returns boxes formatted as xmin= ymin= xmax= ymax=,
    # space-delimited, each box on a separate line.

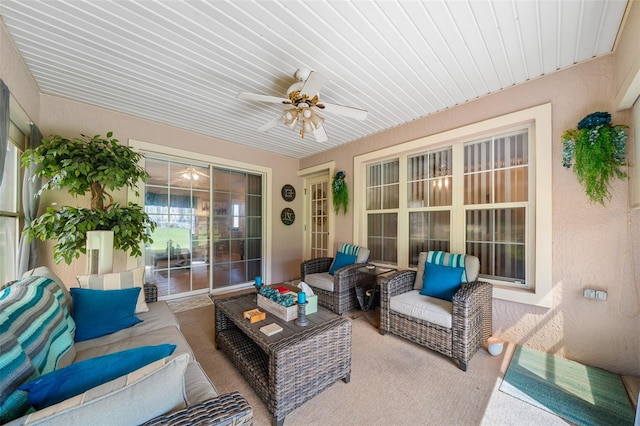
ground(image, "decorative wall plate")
xmin=281 ymin=184 xmax=296 ymax=202
xmin=281 ymin=207 xmax=295 ymax=225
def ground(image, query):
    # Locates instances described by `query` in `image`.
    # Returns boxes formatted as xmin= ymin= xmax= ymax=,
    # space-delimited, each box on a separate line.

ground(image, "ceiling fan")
xmin=237 ymin=69 xmax=368 ymax=142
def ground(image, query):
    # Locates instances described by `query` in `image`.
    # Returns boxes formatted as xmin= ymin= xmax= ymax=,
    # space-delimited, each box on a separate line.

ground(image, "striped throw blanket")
xmin=427 ymin=251 xmax=468 ymax=282
xmin=0 ymin=276 xmax=76 ymax=422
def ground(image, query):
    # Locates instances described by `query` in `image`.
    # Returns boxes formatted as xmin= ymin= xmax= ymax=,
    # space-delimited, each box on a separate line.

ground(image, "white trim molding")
xmin=353 ymin=103 xmax=553 ymax=308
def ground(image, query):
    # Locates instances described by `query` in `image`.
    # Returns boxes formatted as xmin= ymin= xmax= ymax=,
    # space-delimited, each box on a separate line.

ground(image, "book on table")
xmin=260 ymin=323 xmax=283 ymax=336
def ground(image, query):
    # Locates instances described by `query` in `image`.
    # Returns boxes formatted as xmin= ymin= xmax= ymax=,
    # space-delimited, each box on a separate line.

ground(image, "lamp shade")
xmin=310 ymin=113 xmax=324 ymax=129
xmin=283 ymin=108 xmax=297 ymax=122
xmin=302 ymin=107 xmax=313 ymax=119
xmin=302 ymin=120 xmax=315 ymax=134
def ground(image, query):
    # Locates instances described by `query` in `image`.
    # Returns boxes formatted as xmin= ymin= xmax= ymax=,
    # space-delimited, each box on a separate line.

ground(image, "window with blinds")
xmin=464 ymin=130 xmax=529 ymax=284
xmin=408 ymin=148 xmax=452 ymax=266
xmin=362 ymin=128 xmax=531 ymax=288
xmin=366 ymin=159 xmax=399 ymax=264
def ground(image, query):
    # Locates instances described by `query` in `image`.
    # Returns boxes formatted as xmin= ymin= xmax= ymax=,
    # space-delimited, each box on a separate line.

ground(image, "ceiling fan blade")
xmin=300 ymin=71 xmax=329 ymax=97
xmin=257 ymin=116 xmax=282 ymax=132
xmin=321 ymin=102 xmax=368 ymax=120
xmin=313 ymin=125 xmax=328 ymax=142
xmin=237 ymin=92 xmax=290 ymax=104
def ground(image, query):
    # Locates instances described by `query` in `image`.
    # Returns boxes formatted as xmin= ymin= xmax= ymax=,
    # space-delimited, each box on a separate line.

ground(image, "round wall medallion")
xmin=281 ymin=207 xmax=295 ymax=225
xmin=281 ymin=184 xmax=296 ymax=202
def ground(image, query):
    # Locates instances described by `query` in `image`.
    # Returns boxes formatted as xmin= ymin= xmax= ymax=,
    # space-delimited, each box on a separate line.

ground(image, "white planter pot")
xmin=86 ymin=230 xmax=114 ymax=274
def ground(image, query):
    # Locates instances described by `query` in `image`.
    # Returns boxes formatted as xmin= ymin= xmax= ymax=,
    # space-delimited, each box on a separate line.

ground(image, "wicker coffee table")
xmin=214 ymin=293 xmax=352 ymax=426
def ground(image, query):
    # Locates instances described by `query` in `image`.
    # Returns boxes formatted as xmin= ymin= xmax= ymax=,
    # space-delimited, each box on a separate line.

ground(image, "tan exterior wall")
xmin=34 ymin=94 xmax=304 ymax=288
xmin=302 ymin=56 xmax=639 ymax=375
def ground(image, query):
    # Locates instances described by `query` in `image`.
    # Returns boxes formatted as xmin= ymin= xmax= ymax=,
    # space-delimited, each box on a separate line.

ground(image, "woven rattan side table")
xmin=214 ymin=294 xmax=352 ymax=426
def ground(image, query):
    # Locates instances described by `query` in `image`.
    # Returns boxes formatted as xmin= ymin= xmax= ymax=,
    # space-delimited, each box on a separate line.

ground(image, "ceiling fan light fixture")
xmin=239 ymin=69 xmax=367 ymax=142
xmin=182 ymin=167 xmax=200 ymax=181
xmin=302 ymin=119 xmax=315 ymax=135
xmin=302 ymin=107 xmax=313 ymax=119
xmin=310 ymin=112 xmax=324 ymax=129
xmin=283 ymin=108 xmax=298 ymax=129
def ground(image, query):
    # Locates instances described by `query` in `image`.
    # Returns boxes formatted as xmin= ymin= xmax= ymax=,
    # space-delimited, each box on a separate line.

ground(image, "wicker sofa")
xmin=379 ymin=251 xmax=492 ymax=371
xmin=1 ymin=267 xmax=252 ymax=425
xmin=300 ymin=244 xmax=375 ymax=314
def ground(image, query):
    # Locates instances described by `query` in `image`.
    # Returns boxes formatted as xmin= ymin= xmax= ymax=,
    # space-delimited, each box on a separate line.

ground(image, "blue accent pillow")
xmin=328 ymin=251 xmax=357 ymax=276
xmin=420 ymin=262 xmax=465 ymax=301
xmin=70 ymin=287 xmax=142 ymax=342
xmin=19 ymin=344 xmax=176 ymax=409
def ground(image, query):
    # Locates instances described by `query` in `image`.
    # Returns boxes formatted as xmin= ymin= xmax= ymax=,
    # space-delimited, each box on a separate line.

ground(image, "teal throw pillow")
xmin=70 ymin=287 xmax=142 ymax=342
xmin=328 ymin=251 xmax=357 ymax=275
xmin=19 ymin=344 xmax=176 ymax=409
xmin=420 ymin=262 xmax=465 ymax=301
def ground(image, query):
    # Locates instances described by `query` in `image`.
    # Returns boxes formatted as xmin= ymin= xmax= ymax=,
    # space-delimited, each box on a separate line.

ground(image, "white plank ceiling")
xmin=0 ymin=0 xmax=629 ymax=159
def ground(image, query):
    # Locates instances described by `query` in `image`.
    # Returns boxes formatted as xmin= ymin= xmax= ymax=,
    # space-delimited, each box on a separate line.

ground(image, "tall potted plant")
xmin=22 ymin=132 xmax=156 ymax=265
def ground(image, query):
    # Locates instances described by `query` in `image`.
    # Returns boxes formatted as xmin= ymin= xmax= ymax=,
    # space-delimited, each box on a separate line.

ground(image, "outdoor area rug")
xmin=500 ymin=345 xmax=635 ymax=426
xmin=166 ymin=294 xmax=213 ymax=313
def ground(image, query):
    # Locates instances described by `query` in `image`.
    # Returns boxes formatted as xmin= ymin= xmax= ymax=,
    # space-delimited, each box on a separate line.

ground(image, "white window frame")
xmin=1 ymin=96 xmax=30 ymax=283
xmin=354 ymin=103 xmax=552 ymax=307
xmin=127 ymin=139 xmax=273 ymax=290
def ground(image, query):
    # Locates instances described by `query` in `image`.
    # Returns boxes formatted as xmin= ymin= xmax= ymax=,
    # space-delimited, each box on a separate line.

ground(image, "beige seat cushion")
xmin=389 ymin=290 xmax=453 ymax=329
xmin=305 ymin=272 xmax=334 ymax=292
xmin=184 ymin=361 xmax=218 ymax=405
xmin=73 ymin=301 xmax=180 ymax=353
xmin=74 ymin=326 xmax=194 ymax=362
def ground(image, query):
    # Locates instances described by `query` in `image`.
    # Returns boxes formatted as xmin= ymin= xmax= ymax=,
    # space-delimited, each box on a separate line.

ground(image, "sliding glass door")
xmin=211 ymin=168 xmax=262 ymax=289
xmin=144 ymin=159 xmax=210 ymax=298
xmin=143 ymin=158 xmax=263 ymax=297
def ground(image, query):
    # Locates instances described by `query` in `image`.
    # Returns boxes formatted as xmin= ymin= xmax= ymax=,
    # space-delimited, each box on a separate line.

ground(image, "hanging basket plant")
xmin=561 ymin=111 xmax=628 ymax=205
xmin=332 ymin=171 xmax=349 ymax=215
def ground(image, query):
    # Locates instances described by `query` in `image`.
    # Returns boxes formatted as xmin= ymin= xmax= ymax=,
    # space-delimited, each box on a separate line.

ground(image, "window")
xmin=354 ymin=104 xmax=552 ymax=307
xmin=407 ymin=148 xmax=452 ymax=265
xmin=465 ymin=131 xmax=528 ymax=284
xmin=366 ymin=160 xmax=399 ymax=264
xmin=0 ymin=122 xmax=24 ymax=284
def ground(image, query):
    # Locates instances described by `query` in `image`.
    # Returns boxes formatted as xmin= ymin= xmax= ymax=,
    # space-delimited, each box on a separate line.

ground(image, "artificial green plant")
xmin=561 ymin=112 xmax=628 ymax=205
xmin=332 ymin=171 xmax=349 ymax=215
xmin=22 ymin=132 xmax=156 ymax=264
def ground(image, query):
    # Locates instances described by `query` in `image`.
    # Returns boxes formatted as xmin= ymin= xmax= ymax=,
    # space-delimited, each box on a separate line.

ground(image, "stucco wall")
xmin=34 ymin=94 xmax=304 ymax=288
xmin=301 ymin=54 xmax=639 ymax=375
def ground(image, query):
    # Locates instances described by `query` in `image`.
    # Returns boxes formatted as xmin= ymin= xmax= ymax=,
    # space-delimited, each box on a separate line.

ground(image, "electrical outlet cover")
xmin=595 ymin=290 xmax=607 ymax=301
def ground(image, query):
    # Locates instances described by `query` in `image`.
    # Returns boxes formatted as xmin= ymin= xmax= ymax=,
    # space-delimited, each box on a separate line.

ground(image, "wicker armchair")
xmin=379 ymin=252 xmax=492 ymax=371
xmin=300 ymin=245 xmax=375 ymax=315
